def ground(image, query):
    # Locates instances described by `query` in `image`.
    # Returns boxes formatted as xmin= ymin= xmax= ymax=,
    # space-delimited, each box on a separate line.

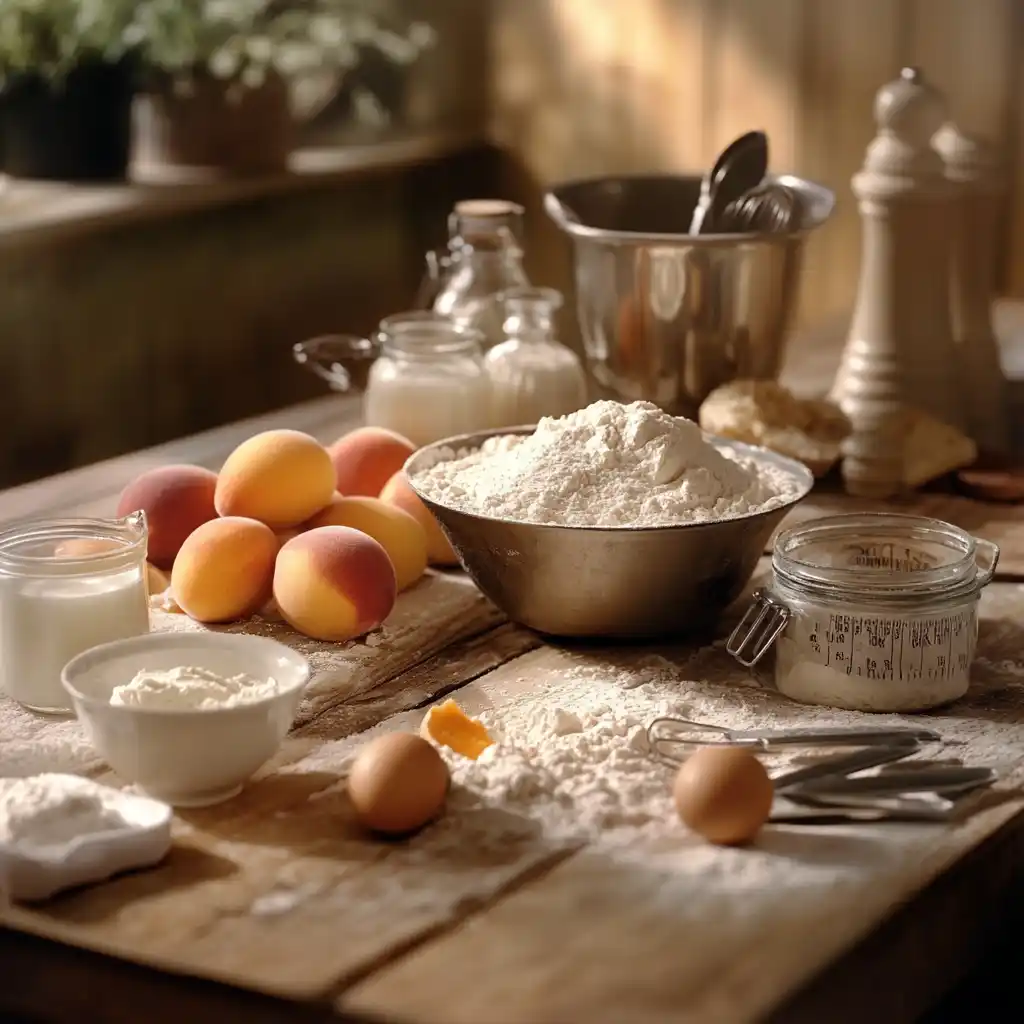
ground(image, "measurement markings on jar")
xmin=838 ymin=542 xmax=939 ymax=572
xmin=801 ymin=609 xmax=975 ymax=681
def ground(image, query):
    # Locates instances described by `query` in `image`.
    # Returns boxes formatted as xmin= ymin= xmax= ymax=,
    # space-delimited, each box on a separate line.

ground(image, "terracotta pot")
xmin=134 ymin=72 xmax=294 ymax=178
xmin=2 ymin=60 xmax=134 ymax=182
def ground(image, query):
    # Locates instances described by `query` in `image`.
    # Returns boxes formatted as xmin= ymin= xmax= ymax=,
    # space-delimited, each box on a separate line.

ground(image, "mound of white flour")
xmin=412 ymin=400 xmax=804 ymax=527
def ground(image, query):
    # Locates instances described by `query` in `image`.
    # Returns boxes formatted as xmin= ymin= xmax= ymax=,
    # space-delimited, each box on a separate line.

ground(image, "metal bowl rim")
xmin=544 ymin=173 xmax=836 ymax=246
xmin=404 ymin=425 xmax=815 ymax=534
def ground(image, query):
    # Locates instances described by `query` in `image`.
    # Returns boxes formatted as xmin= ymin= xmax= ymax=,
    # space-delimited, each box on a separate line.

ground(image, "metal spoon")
xmin=771 ymin=743 xmax=920 ymax=792
xmin=791 ymin=765 xmax=996 ymax=799
xmin=689 ymin=130 xmax=769 ymax=234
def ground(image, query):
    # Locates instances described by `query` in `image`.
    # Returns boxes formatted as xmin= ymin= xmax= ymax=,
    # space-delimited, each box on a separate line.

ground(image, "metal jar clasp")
xmin=726 ymin=589 xmax=790 ymax=667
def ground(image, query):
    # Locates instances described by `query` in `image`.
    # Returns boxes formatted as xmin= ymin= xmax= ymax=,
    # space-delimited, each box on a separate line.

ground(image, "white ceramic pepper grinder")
xmin=932 ymin=122 xmax=1011 ymax=455
xmin=832 ymin=68 xmax=964 ymax=497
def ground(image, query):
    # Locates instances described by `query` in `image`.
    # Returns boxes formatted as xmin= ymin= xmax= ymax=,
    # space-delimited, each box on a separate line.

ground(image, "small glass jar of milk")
xmin=0 ymin=512 xmax=150 ymax=714
xmin=292 ymin=313 xmax=493 ymax=447
xmin=366 ymin=315 xmax=491 ymax=445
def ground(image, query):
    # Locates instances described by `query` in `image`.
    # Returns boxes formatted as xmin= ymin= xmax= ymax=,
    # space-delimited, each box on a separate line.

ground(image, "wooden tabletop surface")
xmin=3 ymin=312 xmax=1024 ymax=1024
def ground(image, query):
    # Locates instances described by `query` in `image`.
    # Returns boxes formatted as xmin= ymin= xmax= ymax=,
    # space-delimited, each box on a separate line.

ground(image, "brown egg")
xmin=347 ymin=732 xmax=450 ymax=836
xmin=673 ymin=746 xmax=774 ymax=846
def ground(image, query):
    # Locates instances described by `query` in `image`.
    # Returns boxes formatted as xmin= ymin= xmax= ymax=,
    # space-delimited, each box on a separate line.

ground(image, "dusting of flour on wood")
xmin=3 ymin=579 xmax=1024 ymax=1016
xmin=270 ymin=585 xmax=1024 ymax=930
xmin=344 ymin=588 xmax=1024 ymax=1024
xmin=147 ymin=571 xmax=502 ymax=725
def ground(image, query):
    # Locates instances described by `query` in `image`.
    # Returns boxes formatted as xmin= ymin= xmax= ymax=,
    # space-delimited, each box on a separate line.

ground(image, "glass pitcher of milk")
xmin=293 ymin=312 xmax=492 ymax=446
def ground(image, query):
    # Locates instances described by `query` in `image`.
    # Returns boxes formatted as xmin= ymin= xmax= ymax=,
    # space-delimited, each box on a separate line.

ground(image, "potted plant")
xmin=0 ymin=0 xmax=139 ymax=182
xmin=130 ymin=0 xmax=434 ymax=179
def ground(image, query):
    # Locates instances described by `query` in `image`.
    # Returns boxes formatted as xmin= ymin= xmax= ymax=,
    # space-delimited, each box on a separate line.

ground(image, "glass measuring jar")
xmin=0 ymin=513 xmax=151 ymax=714
xmin=292 ymin=313 xmax=492 ymax=447
xmin=726 ymin=513 xmax=999 ymax=713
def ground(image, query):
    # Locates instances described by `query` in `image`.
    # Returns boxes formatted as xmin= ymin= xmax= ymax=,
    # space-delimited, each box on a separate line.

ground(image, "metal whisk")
xmin=645 ymin=717 xmax=938 ymax=766
xmin=718 ymin=181 xmax=803 ymax=234
xmin=644 ymin=716 xmax=997 ymax=816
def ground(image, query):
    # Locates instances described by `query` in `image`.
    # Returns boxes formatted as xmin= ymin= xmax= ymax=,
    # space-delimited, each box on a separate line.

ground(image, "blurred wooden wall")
xmin=487 ymin=0 xmax=1024 ymax=329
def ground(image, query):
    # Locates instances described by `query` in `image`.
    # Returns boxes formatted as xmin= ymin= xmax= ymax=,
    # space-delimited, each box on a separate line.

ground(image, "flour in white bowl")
xmin=109 ymin=666 xmax=280 ymax=710
xmin=411 ymin=399 xmax=803 ymax=527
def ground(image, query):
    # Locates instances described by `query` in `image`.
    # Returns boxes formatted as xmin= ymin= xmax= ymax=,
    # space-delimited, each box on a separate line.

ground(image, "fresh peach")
xmin=274 ymin=527 xmax=304 ymax=551
xmin=171 ymin=516 xmax=278 ymax=624
xmin=379 ymin=471 xmax=458 ymax=566
xmin=215 ymin=429 xmax=335 ymax=529
xmin=308 ymin=494 xmax=428 ymax=591
xmin=328 ymin=426 xmax=416 ymax=497
xmin=116 ymin=464 xmax=218 ymax=569
xmin=273 ymin=526 xmax=396 ymax=642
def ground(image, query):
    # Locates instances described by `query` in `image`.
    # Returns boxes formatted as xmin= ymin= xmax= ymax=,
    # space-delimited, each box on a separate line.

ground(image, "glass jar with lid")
xmin=0 ymin=512 xmax=150 ymax=714
xmin=427 ymin=199 xmax=531 ymax=347
xmin=292 ymin=312 xmax=492 ymax=447
xmin=485 ymin=286 xmax=588 ymax=427
xmin=726 ymin=513 xmax=999 ymax=713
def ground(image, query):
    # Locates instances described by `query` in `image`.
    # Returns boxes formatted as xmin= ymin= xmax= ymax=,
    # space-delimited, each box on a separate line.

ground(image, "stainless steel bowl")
xmin=405 ymin=428 xmax=814 ymax=640
xmin=544 ymin=173 xmax=835 ymax=418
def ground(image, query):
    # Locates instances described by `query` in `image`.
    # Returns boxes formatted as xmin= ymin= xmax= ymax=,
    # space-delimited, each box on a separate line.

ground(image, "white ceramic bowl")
xmin=61 ymin=633 xmax=311 ymax=807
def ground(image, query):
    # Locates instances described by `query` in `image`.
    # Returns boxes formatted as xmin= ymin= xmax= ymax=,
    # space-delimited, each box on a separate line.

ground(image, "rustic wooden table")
xmin=2 ymin=311 xmax=1024 ymax=1024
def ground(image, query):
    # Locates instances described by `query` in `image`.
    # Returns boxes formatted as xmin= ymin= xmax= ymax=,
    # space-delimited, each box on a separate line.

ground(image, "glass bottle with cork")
xmin=424 ymin=199 xmax=531 ymax=348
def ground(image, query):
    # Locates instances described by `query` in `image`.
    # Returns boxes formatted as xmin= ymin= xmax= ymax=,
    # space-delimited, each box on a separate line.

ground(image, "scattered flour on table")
xmin=0 ymin=774 xmax=125 ymax=847
xmin=411 ymin=399 xmax=805 ymax=526
xmin=306 ymin=638 xmax=1024 ymax=859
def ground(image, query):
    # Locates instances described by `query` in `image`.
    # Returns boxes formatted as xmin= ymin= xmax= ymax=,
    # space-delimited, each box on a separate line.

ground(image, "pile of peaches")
xmin=120 ymin=426 xmax=458 ymax=643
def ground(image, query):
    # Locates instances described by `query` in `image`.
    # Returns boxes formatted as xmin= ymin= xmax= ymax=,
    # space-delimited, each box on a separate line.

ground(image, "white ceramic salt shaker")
xmin=932 ymin=121 xmax=1011 ymax=455
xmin=832 ymin=68 xmax=962 ymax=497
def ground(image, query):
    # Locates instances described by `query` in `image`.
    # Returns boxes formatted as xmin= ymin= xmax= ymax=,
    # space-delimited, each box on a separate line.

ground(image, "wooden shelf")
xmin=0 ymin=127 xmax=482 ymax=250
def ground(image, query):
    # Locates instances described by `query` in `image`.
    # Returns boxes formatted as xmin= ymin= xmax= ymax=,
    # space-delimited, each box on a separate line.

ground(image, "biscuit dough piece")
xmin=699 ymin=380 xmax=851 ymax=477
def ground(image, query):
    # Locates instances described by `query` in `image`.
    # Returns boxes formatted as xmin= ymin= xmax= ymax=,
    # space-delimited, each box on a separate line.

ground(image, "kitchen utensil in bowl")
xmin=62 ymin=632 xmax=311 ymax=807
xmin=404 ymin=428 xmax=813 ymax=639
xmin=689 ymin=131 xmax=770 ymax=234
xmin=544 ymin=173 xmax=835 ymax=418
xmin=718 ymin=181 xmax=803 ymax=234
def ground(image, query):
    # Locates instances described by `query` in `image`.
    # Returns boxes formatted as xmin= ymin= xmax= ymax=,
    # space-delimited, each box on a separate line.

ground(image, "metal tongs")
xmin=646 ymin=717 xmax=997 ymax=824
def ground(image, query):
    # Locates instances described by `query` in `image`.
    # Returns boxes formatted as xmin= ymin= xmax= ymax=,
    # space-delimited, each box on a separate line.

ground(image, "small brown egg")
xmin=347 ymin=732 xmax=450 ymax=836
xmin=673 ymin=746 xmax=774 ymax=846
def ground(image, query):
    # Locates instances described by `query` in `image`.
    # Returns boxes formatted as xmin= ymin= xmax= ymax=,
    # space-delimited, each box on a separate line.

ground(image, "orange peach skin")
xmin=274 ymin=526 xmax=396 ymax=642
xmin=329 ymin=426 xmax=416 ymax=497
xmin=116 ymin=464 xmax=218 ymax=570
xmin=215 ymin=429 xmax=336 ymax=529
xmin=307 ymin=495 xmax=427 ymax=591
xmin=171 ymin=516 xmax=278 ymax=624
xmin=378 ymin=471 xmax=459 ymax=567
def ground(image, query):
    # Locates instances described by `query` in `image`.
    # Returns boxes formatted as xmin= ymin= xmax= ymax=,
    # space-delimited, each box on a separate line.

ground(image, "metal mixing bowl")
xmin=544 ymin=174 xmax=835 ymax=419
xmin=405 ymin=428 xmax=814 ymax=640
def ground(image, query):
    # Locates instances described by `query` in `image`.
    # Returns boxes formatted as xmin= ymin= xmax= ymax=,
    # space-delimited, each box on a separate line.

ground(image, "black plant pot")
xmin=2 ymin=60 xmax=134 ymax=183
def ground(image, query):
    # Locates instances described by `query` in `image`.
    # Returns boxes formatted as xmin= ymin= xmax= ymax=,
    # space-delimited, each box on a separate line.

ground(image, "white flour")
xmin=411 ymin=399 xmax=804 ymax=527
xmin=109 ymin=666 xmax=280 ymax=710
xmin=0 ymin=774 xmax=126 ymax=847
xmin=443 ymin=692 xmax=676 ymax=844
